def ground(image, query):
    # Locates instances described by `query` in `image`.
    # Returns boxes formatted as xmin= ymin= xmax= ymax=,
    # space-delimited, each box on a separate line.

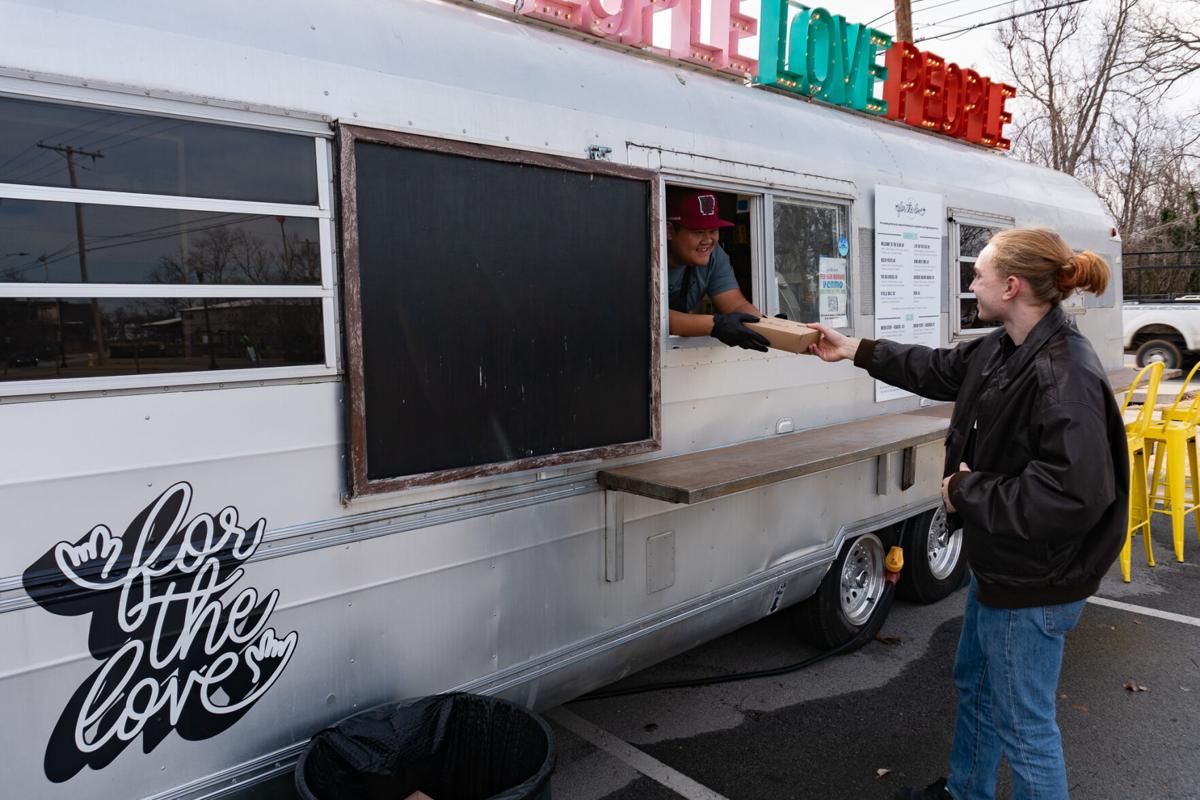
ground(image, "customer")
xmin=808 ymin=228 xmax=1127 ymax=800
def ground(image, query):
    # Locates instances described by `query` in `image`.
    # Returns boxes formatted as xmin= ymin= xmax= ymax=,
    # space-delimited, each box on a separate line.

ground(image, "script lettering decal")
xmin=21 ymin=482 xmax=298 ymax=782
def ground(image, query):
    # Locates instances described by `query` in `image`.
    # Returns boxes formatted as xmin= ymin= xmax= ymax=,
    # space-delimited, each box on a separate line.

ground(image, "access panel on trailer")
xmin=339 ymin=127 xmax=662 ymax=494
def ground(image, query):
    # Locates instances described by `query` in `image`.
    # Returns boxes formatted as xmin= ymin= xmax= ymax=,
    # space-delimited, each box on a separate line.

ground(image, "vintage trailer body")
xmin=0 ymin=1 xmax=1122 ymax=797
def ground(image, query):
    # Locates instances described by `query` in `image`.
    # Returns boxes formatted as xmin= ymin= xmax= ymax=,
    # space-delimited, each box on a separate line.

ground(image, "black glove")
xmin=711 ymin=312 xmax=769 ymax=352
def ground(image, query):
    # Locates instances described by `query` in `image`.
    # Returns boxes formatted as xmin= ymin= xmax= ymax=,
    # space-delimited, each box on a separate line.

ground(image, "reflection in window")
xmin=0 ymin=97 xmax=317 ymax=203
xmin=0 ymin=96 xmax=329 ymax=390
xmin=956 ymin=222 xmax=1005 ymax=333
xmin=773 ymin=198 xmax=850 ymax=326
xmin=959 ymin=225 xmax=993 ymax=259
xmin=0 ymin=297 xmax=323 ymax=381
xmin=0 ymin=199 xmax=320 ymax=285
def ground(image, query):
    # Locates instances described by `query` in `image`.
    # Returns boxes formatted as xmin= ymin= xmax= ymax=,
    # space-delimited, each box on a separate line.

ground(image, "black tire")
xmin=897 ymin=507 xmax=967 ymax=604
xmin=1135 ymin=338 xmax=1182 ymax=371
xmin=793 ymin=532 xmax=891 ymax=650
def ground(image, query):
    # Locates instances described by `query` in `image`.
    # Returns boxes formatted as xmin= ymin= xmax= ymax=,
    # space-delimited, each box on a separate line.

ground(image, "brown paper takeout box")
xmin=745 ymin=317 xmax=820 ymax=354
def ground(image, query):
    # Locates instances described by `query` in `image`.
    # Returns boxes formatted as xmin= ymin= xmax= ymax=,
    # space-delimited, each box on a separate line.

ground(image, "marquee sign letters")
xmin=510 ymin=0 xmax=1016 ymax=150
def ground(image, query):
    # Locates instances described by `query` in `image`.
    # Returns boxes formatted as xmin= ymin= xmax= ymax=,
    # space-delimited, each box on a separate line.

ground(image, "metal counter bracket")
xmin=901 ymin=446 xmax=916 ymax=491
xmin=604 ymin=490 xmax=625 ymax=582
xmin=876 ymin=452 xmax=890 ymax=496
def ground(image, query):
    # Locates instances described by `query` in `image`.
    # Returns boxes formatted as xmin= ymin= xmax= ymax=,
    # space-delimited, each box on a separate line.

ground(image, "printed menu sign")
xmin=873 ymin=186 xmax=944 ymax=402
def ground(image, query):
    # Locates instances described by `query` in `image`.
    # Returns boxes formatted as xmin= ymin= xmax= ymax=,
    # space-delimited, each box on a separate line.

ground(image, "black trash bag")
xmin=296 ymin=692 xmax=555 ymax=800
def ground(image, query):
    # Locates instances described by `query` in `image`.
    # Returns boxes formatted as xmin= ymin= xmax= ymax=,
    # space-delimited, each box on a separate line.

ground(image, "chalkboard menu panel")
xmin=340 ymin=127 xmax=660 ymax=494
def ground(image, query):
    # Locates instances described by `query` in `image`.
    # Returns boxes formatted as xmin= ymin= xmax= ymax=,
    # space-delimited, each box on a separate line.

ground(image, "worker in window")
xmin=666 ymin=188 xmax=769 ymax=351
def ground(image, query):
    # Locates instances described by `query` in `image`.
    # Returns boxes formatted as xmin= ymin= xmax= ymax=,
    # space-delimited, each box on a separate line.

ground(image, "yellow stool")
xmin=1120 ymin=362 xmax=1162 ymax=582
xmin=1145 ymin=361 xmax=1200 ymax=562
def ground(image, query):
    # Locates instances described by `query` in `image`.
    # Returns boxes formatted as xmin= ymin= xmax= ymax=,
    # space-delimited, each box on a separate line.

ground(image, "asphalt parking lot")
xmin=240 ymin=511 xmax=1200 ymax=800
xmin=548 ymin=512 xmax=1200 ymax=800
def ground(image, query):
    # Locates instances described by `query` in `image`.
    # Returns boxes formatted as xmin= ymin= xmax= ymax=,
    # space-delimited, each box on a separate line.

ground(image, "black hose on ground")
xmin=572 ymin=581 xmax=898 ymax=703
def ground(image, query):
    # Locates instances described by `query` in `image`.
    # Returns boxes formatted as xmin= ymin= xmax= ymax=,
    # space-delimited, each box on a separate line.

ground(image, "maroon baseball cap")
xmin=666 ymin=188 xmax=734 ymax=230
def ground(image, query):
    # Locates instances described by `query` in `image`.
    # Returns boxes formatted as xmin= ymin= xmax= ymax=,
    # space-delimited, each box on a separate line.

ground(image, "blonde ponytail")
xmin=1060 ymin=250 xmax=1110 ymax=298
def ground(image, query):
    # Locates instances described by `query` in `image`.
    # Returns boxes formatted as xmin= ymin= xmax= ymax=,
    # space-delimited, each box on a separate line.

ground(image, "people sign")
xmin=513 ymin=0 xmax=1015 ymax=151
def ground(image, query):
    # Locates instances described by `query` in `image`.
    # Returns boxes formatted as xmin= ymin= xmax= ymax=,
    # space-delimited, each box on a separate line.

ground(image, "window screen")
xmin=772 ymin=197 xmax=850 ymax=327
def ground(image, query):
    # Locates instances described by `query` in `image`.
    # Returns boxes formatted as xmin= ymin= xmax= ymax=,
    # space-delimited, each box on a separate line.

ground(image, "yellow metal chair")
xmin=1119 ymin=361 xmax=1162 ymax=582
xmin=1145 ymin=360 xmax=1200 ymax=562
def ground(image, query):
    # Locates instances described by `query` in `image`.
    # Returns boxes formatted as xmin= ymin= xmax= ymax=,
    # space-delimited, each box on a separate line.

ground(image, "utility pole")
xmin=36 ymin=142 xmax=107 ymax=366
xmin=894 ymin=0 xmax=913 ymax=42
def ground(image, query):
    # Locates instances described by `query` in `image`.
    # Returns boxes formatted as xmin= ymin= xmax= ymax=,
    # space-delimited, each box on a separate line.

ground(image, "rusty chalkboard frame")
xmin=337 ymin=124 xmax=662 ymax=497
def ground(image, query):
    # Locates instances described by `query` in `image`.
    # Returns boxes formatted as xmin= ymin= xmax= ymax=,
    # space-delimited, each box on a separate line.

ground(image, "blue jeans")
xmin=946 ymin=577 xmax=1087 ymax=800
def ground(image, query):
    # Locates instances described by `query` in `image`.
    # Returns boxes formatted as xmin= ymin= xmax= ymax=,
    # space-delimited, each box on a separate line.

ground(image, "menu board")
xmin=873 ymin=185 xmax=944 ymax=402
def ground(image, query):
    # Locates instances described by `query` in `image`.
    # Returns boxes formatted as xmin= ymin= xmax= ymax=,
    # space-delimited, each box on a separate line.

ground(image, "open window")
xmin=0 ymin=95 xmax=334 ymax=393
xmin=339 ymin=126 xmax=661 ymax=495
xmin=950 ymin=211 xmax=1013 ymax=337
xmin=769 ymin=194 xmax=852 ymax=329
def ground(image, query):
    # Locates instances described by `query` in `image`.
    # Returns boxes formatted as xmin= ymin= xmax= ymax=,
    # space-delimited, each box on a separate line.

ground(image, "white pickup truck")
xmin=1124 ymin=300 xmax=1200 ymax=368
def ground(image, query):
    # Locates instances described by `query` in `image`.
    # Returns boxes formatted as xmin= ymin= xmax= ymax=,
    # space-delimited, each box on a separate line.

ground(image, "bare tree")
xmin=1138 ymin=1 xmax=1200 ymax=97
xmin=999 ymin=0 xmax=1146 ymax=177
xmin=1089 ymin=105 xmax=1200 ymax=235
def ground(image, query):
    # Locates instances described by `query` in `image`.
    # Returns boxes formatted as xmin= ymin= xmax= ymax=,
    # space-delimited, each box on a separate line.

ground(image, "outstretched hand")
xmin=806 ymin=322 xmax=860 ymax=363
xmin=711 ymin=312 xmax=770 ymax=352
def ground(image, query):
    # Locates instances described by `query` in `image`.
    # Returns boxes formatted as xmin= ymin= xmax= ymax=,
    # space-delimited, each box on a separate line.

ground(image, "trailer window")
xmin=0 ymin=96 xmax=317 ymax=203
xmin=771 ymin=197 xmax=851 ymax=328
xmin=951 ymin=214 xmax=1012 ymax=336
xmin=0 ymin=97 xmax=334 ymax=391
xmin=339 ymin=127 xmax=660 ymax=495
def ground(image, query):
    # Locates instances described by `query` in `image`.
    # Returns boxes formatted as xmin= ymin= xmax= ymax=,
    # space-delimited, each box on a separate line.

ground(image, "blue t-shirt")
xmin=667 ymin=246 xmax=740 ymax=313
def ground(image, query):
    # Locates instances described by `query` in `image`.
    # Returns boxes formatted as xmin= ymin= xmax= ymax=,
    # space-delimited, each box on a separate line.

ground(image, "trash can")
xmin=295 ymin=692 xmax=555 ymax=800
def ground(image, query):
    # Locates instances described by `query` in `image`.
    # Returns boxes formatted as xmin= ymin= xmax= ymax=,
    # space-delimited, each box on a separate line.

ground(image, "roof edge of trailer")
xmin=0 ymin=66 xmax=333 ymax=136
xmin=0 ymin=0 xmax=1110 ymax=225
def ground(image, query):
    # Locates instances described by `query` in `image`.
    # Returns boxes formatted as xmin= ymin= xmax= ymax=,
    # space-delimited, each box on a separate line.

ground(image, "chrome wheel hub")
xmin=927 ymin=506 xmax=963 ymax=581
xmin=840 ymin=533 xmax=885 ymax=627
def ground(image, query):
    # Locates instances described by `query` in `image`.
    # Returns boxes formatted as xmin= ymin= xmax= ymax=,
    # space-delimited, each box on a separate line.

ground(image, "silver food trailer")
xmin=0 ymin=0 xmax=1124 ymax=797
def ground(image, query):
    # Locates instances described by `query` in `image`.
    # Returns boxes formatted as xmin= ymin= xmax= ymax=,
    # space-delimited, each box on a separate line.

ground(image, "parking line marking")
xmin=1089 ymin=596 xmax=1200 ymax=628
xmin=546 ymin=708 xmax=732 ymax=800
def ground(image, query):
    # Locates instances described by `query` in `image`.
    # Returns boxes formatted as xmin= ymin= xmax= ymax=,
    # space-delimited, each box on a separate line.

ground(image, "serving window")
xmin=769 ymin=195 xmax=852 ymax=328
xmin=0 ymin=95 xmax=335 ymax=391
xmin=950 ymin=211 xmax=1012 ymax=336
xmin=339 ymin=126 xmax=660 ymax=495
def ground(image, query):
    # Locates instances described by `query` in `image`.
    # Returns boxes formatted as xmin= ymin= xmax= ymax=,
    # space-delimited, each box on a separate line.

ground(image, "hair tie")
xmin=1057 ymin=258 xmax=1079 ymax=292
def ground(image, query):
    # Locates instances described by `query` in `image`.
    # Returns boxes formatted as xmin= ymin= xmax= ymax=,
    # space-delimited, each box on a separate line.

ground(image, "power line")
xmin=0 ymin=117 xmax=187 ymax=185
xmin=914 ymin=0 xmax=1091 ymax=43
xmin=864 ymin=0 xmax=949 ymax=28
xmin=916 ymin=0 xmax=1019 ymax=31
xmin=7 ymin=213 xmax=275 ymax=278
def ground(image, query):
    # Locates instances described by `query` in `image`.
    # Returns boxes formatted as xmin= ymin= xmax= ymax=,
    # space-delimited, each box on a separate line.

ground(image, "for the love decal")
xmin=21 ymin=482 xmax=298 ymax=782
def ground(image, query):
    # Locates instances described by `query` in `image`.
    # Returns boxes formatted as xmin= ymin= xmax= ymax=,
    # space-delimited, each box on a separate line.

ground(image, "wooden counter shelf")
xmin=598 ymin=406 xmax=952 ymax=505
xmin=597 ymin=366 xmax=1158 ymax=506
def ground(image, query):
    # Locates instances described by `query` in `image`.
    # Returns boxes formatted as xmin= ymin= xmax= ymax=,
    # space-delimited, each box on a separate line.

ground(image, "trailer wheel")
xmin=897 ymin=507 xmax=967 ymax=604
xmin=793 ymin=532 xmax=889 ymax=650
xmin=1135 ymin=338 xmax=1182 ymax=370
